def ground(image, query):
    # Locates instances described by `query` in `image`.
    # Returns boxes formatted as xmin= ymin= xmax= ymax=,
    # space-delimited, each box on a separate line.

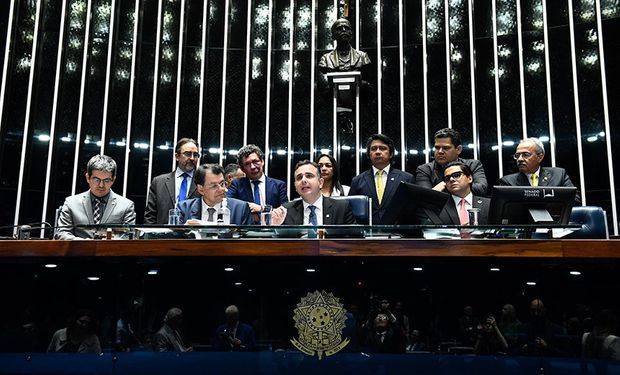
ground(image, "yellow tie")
xmin=531 ymin=173 xmax=538 ymax=187
xmin=376 ymin=170 xmax=384 ymax=204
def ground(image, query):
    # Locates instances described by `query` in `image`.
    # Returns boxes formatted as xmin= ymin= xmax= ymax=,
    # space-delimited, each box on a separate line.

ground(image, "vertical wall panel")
xmin=312 ymin=1 xmax=333 ymax=159
xmin=425 ymin=0 xmax=448 ymax=137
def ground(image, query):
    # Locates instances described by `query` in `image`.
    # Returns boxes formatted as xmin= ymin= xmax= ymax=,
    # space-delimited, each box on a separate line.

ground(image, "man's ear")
xmin=456 ymin=145 xmax=463 ymax=155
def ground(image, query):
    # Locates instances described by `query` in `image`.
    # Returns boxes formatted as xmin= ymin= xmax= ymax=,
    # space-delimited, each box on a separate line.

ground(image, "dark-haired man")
xmin=271 ymin=160 xmax=355 ymax=225
xmin=227 ymin=144 xmax=288 ymax=216
xmin=145 ymin=138 xmax=201 ymax=224
xmin=435 ymin=161 xmax=490 ymax=225
xmin=55 ymin=155 xmax=136 ymax=240
xmin=177 ymin=164 xmax=251 ymax=225
xmin=349 ymin=134 xmax=415 ymax=224
xmin=416 ymin=128 xmax=488 ymax=196
xmin=224 ymin=163 xmax=245 ymax=188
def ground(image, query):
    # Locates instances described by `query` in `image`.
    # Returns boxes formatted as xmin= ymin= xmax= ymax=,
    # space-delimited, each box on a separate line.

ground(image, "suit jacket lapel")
xmin=363 ymin=170 xmax=379 ymax=208
xmin=190 ymin=199 xmax=202 ymax=220
xmin=445 ymin=199 xmax=460 ymax=225
xmin=101 ymin=191 xmax=117 ymax=223
xmin=288 ymin=200 xmax=304 ymax=224
xmin=264 ymin=177 xmax=273 ymax=205
xmin=240 ymin=178 xmax=253 ymax=202
xmin=539 ymin=168 xmax=551 ymax=186
xmin=165 ymin=172 xmax=176 ymax=206
xmin=382 ymin=169 xmax=400 ymax=207
xmin=81 ymin=193 xmax=94 ymax=223
xmin=323 ymin=198 xmax=334 ymax=224
xmin=518 ymin=173 xmax=530 ymax=186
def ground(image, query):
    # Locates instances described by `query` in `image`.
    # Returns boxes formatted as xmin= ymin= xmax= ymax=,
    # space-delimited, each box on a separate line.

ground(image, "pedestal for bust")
xmin=325 ymin=71 xmax=361 ymax=167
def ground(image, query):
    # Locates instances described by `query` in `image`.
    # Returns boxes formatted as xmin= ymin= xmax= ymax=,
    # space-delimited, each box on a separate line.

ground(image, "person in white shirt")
xmin=271 ymin=160 xmax=355 ymax=225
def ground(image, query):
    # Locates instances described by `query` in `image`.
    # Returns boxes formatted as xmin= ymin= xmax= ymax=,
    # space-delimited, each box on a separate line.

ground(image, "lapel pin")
xmin=390 ymin=177 xmax=394 ymax=181
xmin=326 ymin=214 xmax=330 ymax=218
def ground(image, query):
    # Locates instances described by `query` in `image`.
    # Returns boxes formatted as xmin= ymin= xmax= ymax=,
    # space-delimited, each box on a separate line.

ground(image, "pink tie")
xmin=459 ymin=198 xmax=469 ymax=225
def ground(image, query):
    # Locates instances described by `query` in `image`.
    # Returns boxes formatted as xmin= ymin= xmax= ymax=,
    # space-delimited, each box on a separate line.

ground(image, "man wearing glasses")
xmin=55 ymin=155 xmax=136 ymax=239
xmin=145 ymin=138 xmax=201 ymax=224
xmin=178 ymin=164 xmax=252 ymax=225
xmin=435 ymin=161 xmax=490 ymax=225
xmin=227 ymin=144 xmax=288 ymax=219
xmin=499 ymin=138 xmax=580 ymax=203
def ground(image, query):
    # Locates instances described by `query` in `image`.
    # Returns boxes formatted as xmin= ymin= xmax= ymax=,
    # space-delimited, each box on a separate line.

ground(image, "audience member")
xmin=47 ymin=309 xmax=101 ymax=353
xmin=271 ymin=160 xmax=355 ymax=225
xmin=582 ymin=309 xmax=620 ymax=360
xmin=227 ymin=144 xmax=288 ymax=220
xmin=415 ymin=128 xmax=488 ymax=196
xmin=498 ymin=303 xmax=522 ymax=352
xmin=224 ymin=163 xmax=245 ymax=188
xmin=364 ymin=313 xmax=406 ymax=354
xmin=500 ymin=137 xmax=580 ymax=204
xmin=474 ymin=315 xmax=509 ymax=355
xmin=349 ymin=134 xmax=414 ymax=224
xmin=177 ymin=164 xmax=252 ymax=225
xmin=145 ymin=138 xmax=201 ymax=224
xmin=407 ymin=329 xmax=428 ymax=352
xmin=520 ymin=299 xmax=567 ymax=357
xmin=153 ymin=307 xmax=192 ymax=352
xmin=458 ymin=305 xmax=478 ymax=347
xmin=55 ymin=155 xmax=136 ymax=240
xmin=316 ymin=154 xmax=349 ymax=196
xmin=215 ymin=305 xmax=256 ymax=351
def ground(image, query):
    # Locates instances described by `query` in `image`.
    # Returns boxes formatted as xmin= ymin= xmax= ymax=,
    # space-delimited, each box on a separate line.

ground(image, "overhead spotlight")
xmin=234 ymin=282 xmax=242 ymax=286
xmin=306 ymin=268 xmax=316 ymax=273
xmin=87 ymin=277 xmax=100 ymax=281
xmin=45 ymin=264 xmax=57 ymax=268
xmin=490 ymin=268 xmax=500 ymax=272
xmin=526 ymin=281 xmax=536 ymax=286
xmin=224 ymin=267 xmax=234 ymax=272
xmin=413 ymin=267 xmax=423 ymax=271
xmin=569 ymin=271 xmax=581 ymax=276
xmin=147 ymin=270 xmax=158 ymax=275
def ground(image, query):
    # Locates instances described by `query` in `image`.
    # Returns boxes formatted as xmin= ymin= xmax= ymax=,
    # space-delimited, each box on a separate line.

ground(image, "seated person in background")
xmin=499 ymin=303 xmax=523 ymax=353
xmin=271 ymin=160 xmax=355 ymax=225
xmin=349 ymin=134 xmax=415 ymax=224
xmin=363 ymin=313 xmax=406 ymax=354
xmin=416 ymin=128 xmax=488 ymax=196
xmin=227 ymin=144 xmax=288 ymax=220
xmin=474 ymin=315 xmax=509 ymax=355
xmin=500 ymin=137 xmax=581 ymax=204
xmin=47 ymin=309 xmax=101 ymax=353
xmin=178 ymin=164 xmax=252 ymax=225
xmin=582 ymin=309 xmax=620 ymax=360
xmin=519 ymin=299 xmax=566 ymax=357
xmin=429 ymin=161 xmax=490 ymax=225
xmin=215 ymin=305 xmax=256 ymax=352
xmin=224 ymin=163 xmax=245 ymax=188
xmin=55 ymin=155 xmax=136 ymax=240
xmin=153 ymin=307 xmax=192 ymax=352
xmin=316 ymin=154 xmax=349 ymax=196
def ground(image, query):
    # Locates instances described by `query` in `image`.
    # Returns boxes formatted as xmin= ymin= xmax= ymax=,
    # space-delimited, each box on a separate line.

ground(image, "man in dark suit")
xmin=349 ymin=134 xmax=414 ymax=224
xmin=178 ymin=164 xmax=252 ymax=225
xmin=499 ymin=137 xmax=580 ymax=203
xmin=214 ymin=305 xmax=256 ymax=351
xmin=415 ymin=128 xmax=488 ymax=196
xmin=271 ymin=160 xmax=355 ymax=225
xmin=144 ymin=138 xmax=201 ymax=224
xmin=432 ymin=161 xmax=490 ymax=225
xmin=55 ymin=155 xmax=136 ymax=240
xmin=227 ymin=144 xmax=288 ymax=218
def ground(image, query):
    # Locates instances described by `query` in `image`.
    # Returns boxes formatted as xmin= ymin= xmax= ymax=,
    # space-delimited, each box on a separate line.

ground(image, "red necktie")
xmin=458 ymin=198 xmax=469 ymax=225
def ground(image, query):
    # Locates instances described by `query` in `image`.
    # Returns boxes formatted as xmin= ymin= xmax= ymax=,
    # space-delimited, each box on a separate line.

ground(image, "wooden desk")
xmin=0 ymin=239 xmax=617 ymax=258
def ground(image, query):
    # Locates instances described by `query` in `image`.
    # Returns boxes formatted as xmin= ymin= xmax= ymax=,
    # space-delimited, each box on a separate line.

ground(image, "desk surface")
xmin=0 ymin=239 xmax=617 ymax=258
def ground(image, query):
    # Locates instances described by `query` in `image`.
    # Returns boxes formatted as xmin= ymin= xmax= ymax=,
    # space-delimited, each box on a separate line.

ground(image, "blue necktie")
xmin=309 ymin=205 xmax=317 ymax=225
xmin=178 ymin=173 xmax=188 ymax=202
xmin=252 ymin=180 xmax=261 ymax=205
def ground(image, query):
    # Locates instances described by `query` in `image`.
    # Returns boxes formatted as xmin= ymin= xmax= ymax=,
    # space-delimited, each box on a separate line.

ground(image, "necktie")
xmin=458 ymin=198 xmax=469 ymax=225
xmin=252 ymin=180 xmax=261 ymax=205
xmin=207 ymin=207 xmax=216 ymax=222
xmin=178 ymin=173 xmax=189 ymax=202
xmin=308 ymin=205 xmax=317 ymax=225
xmin=530 ymin=173 xmax=538 ymax=187
xmin=93 ymin=198 xmax=102 ymax=224
xmin=376 ymin=170 xmax=384 ymax=204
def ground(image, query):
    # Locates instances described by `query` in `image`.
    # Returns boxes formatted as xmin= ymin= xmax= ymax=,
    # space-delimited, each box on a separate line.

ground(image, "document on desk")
xmin=422 ymin=228 xmax=462 ymax=239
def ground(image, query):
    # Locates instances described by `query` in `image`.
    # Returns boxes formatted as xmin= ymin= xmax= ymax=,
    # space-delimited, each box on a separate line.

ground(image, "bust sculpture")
xmin=319 ymin=18 xmax=371 ymax=74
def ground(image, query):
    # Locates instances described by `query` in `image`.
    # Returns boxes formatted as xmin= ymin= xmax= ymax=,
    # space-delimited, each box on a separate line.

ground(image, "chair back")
xmin=567 ymin=206 xmax=608 ymax=239
xmin=331 ymin=195 xmax=370 ymax=224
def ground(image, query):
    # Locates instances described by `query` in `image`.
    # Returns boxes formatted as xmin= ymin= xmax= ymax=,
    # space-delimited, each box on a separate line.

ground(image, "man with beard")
xmin=500 ymin=137 xmax=580 ymax=204
xmin=145 ymin=138 xmax=201 ymax=224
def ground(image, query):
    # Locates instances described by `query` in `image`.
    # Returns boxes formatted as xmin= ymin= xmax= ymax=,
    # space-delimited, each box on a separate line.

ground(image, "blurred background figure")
xmin=47 ymin=309 xmax=101 ymax=353
xmin=316 ymin=154 xmax=349 ymax=197
xmin=214 ymin=305 xmax=256 ymax=351
xmin=582 ymin=309 xmax=620 ymax=360
xmin=224 ymin=163 xmax=245 ymax=188
xmin=153 ymin=307 xmax=192 ymax=352
xmin=474 ymin=315 xmax=509 ymax=355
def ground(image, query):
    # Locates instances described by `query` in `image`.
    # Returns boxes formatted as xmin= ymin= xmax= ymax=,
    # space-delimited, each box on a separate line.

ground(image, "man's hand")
xmin=248 ymin=203 xmax=263 ymax=213
xmin=432 ymin=181 xmax=446 ymax=191
xmin=271 ymin=207 xmax=287 ymax=225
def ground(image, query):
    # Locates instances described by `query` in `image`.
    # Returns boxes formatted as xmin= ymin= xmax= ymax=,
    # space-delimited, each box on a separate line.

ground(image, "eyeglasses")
xmin=513 ymin=152 xmax=539 ymax=160
xmin=205 ymin=181 xmax=227 ymax=190
xmin=443 ymin=171 xmax=464 ymax=182
xmin=242 ymin=159 xmax=262 ymax=168
xmin=91 ymin=177 xmax=114 ymax=185
xmin=180 ymin=151 xmax=201 ymax=158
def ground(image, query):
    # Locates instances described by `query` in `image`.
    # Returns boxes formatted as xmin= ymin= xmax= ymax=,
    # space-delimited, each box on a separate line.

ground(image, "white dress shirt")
xmin=302 ymin=196 xmax=324 ymax=225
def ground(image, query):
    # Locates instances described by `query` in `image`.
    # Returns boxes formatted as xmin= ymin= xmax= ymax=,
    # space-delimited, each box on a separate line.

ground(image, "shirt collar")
xmin=302 ymin=195 xmax=323 ymax=211
xmin=90 ymin=191 xmax=110 ymax=203
xmin=176 ymin=167 xmax=194 ymax=178
xmin=250 ymin=174 xmax=266 ymax=184
xmin=526 ymin=167 xmax=541 ymax=180
xmin=451 ymin=192 xmax=473 ymax=207
xmin=372 ymin=164 xmax=391 ymax=176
